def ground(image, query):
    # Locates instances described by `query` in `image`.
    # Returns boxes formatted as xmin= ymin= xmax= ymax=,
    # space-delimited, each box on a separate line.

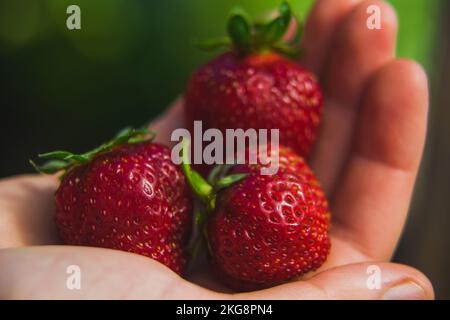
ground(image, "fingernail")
xmin=383 ymin=281 xmax=427 ymax=300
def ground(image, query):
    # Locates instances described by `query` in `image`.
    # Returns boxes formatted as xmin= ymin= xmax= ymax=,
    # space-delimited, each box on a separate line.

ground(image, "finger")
xmin=0 ymin=175 xmax=60 ymax=248
xmin=311 ymin=0 xmax=398 ymax=193
xmin=282 ymin=16 xmax=298 ymax=42
xmin=331 ymin=59 xmax=429 ymax=260
xmin=0 ymin=246 xmax=222 ymax=299
xmin=323 ymin=0 xmax=397 ymax=106
xmin=301 ymin=0 xmax=362 ymax=75
xmin=149 ymin=97 xmax=185 ymax=146
xmin=239 ymin=262 xmax=434 ymax=300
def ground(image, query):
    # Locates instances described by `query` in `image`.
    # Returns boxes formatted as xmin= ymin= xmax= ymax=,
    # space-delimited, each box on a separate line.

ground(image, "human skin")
xmin=0 ymin=0 xmax=434 ymax=299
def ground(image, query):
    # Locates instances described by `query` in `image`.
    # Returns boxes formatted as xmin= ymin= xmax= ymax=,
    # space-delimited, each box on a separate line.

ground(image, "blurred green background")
xmin=0 ymin=0 xmax=449 ymax=298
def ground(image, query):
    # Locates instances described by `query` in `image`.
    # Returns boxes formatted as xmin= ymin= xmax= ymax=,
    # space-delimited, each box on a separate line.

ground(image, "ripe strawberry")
xmin=31 ymin=128 xmax=193 ymax=275
xmin=182 ymin=142 xmax=331 ymax=291
xmin=185 ymin=2 xmax=323 ymax=158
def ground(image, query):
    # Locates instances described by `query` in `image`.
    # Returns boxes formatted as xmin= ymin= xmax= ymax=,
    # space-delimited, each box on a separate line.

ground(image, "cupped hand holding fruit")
xmin=0 ymin=0 xmax=433 ymax=299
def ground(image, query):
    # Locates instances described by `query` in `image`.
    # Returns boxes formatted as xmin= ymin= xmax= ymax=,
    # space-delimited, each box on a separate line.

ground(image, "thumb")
xmin=149 ymin=98 xmax=185 ymax=147
xmin=238 ymin=262 xmax=434 ymax=300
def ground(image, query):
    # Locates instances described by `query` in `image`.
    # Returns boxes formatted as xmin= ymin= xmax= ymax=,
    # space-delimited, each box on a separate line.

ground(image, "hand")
xmin=0 ymin=0 xmax=434 ymax=299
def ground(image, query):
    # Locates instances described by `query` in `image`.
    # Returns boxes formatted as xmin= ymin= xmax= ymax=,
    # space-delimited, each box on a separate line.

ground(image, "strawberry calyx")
xmin=180 ymin=139 xmax=247 ymax=212
xmin=30 ymin=127 xmax=155 ymax=175
xmin=180 ymin=140 xmax=247 ymax=260
xmin=195 ymin=1 xmax=302 ymax=58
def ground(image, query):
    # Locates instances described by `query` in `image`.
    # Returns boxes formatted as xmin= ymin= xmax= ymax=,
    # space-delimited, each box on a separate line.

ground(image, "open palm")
xmin=0 ymin=0 xmax=433 ymax=299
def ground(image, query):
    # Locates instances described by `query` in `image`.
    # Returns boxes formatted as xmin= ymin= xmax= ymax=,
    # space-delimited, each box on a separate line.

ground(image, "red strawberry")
xmin=31 ymin=128 xmax=193 ymax=274
xmin=182 ymin=142 xmax=331 ymax=291
xmin=184 ymin=2 xmax=323 ymax=159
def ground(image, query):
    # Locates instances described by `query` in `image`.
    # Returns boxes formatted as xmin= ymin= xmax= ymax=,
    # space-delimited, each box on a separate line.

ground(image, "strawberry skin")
xmin=184 ymin=52 xmax=323 ymax=158
xmin=206 ymin=146 xmax=330 ymax=291
xmin=55 ymin=142 xmax=193 ymax=274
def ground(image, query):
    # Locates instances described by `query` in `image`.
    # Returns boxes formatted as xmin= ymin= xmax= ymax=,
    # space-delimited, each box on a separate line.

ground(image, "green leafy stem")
xmin=30 ymin=127 xmax=155 ymax=175
xmin=195 ymin=1 xmax=303 ymax=58
xmin=181 ymin=139 xmax=247 ymax=261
